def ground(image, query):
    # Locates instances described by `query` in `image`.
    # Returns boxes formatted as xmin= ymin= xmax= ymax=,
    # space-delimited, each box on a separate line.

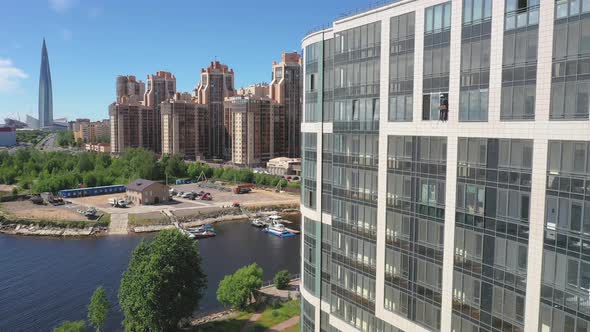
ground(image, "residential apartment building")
xmin=144 ymin=71 xmax=176 ymax=108
xmin=84 ymin=142 xmax=110 ymax=153
xmin=270 ymin=52 xmax=303 ymax=158
xmin=108 ymin=101 xmax=160 ymax=154
xmin=161 ymin=94 xmax=207 ymax=160
xmin=194 ymin=61 xmax=235 ymax=159
xmin=73 ymin=119 xmax=110 ymax=143
xmin=237 ymin=83 xmax=270 ymax=98
xmin=224 ymin=95 xmax=276 ymax=167
xmin=301 ymin=1 xmax=590 ymax=332
xmin=116 ymin=75 xmax=145 ymax=103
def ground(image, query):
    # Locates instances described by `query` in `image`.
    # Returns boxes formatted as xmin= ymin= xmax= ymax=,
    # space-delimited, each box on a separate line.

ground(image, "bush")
xmin=217 ymin=263 xmax=263 ymax=309
xmin=273 ymin=270 xmax=291 ymax=290
xmin=53 ymin=320 xmax=85 ymax=332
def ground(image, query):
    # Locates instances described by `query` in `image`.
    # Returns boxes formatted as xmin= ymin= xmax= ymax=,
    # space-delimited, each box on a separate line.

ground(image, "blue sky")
xmin=0 ymin=0 xmax=371 ymax=122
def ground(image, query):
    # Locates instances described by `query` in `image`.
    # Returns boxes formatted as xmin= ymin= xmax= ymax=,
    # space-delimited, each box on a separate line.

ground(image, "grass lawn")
xmin=249 ymin=299 xmax=300 ymax=332
xmin=128 ymin=214 xmax=170 ymax=227
xmin=193 ymin=311 xmax=253 ymax=332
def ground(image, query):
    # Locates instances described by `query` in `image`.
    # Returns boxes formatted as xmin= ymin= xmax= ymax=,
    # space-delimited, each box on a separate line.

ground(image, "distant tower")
xmin=38 ymin=39 xmax=53 ymax=128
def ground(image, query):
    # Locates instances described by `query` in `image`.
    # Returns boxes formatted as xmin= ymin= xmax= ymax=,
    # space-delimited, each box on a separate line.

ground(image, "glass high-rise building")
xmin=300 ymin=1 xmax=590 ymax=331
xmin=38 ymin=38 xmax=53 ymax=128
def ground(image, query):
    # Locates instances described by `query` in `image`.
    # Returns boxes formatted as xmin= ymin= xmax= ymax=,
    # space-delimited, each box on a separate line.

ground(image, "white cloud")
xmin=48 ymin=0 xmax=77 ymax=13
xmin=0 ymin=58 xmax=28 ymax=93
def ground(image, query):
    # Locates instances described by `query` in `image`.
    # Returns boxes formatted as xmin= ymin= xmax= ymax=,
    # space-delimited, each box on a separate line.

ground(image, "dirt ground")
xmin=171 ymin=184 xmax=299 ymax=207
xmin=67 ymin=193 xmax=124 ymax=209
xmin=0 ymin=184 xmax=16 ymax=193
xmin=1 ymin=200 xmax=85 ymax=221
xmin=66 ymin=185 xmax=299 ymax=215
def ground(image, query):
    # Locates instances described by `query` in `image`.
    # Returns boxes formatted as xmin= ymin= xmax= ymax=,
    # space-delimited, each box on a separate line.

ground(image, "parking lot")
xmin=66 ymin=183 xmax=299 ymax=217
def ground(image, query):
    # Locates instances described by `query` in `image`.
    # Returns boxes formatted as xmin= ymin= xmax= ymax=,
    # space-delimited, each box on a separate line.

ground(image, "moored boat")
xmin=263 ymin=219 xmax=295 ymax=237
xmin=251 ymin=219 xmax=266 ymax=227
xmin=191 ymin=230 xmax=216 ymax=239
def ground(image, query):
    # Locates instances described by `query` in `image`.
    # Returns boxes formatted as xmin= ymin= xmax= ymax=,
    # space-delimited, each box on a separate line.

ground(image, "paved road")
xmin=36 ymin=133 xmax=56 ymax=150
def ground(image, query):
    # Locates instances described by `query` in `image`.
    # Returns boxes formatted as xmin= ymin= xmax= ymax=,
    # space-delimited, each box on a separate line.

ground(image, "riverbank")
xmin=132 ymin=205 xmax=300 ymax=234
xmin=0 ymin=205 xmax=300 ymax=238
xmin=190 ymin=280 xmax=301 ymax=332
xmin=0 ymin=216 xmax=108 ymax=237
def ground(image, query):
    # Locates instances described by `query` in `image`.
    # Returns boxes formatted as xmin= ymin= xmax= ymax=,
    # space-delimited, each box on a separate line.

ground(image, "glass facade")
xmin=333 ymin=22 xmax=381 ymax=131
xmin=385 ymin=136 xmax=447 ymax=331
xmin=550 ymin=0 xmax=590 ymax=120
xmin=305 ymin=42 xmax=322 ymax=123
xmin=423 ymin=2 xmax=452 ymax=121
xmin=540 ymin=140 xmax=590 ymax=331
xmin=389 ymin=12 xmax=416 ymax=122
xmin=452 ymin=138 xmax=532 ymax=332
xmin=303 ymin=297 xmax=316 ymax=332
xmin=459 ymin=0 xmax=492 ymax=122
xmin=304 ymin=217 xmax=319 ymax=294
xmin=302 ymin=133 xmax=317 ymax=210
xmin=302 ymin=1 xmax=590 ymax=331
xmin=500 ymin=0 xmax=539 ymax=121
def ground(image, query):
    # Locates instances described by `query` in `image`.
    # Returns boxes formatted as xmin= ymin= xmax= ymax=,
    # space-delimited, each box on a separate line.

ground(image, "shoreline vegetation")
xmin=0 ymin=146 xmax=302 ymax=238
xmin=0 ymin=204 xmax=300 ymax=238
xmin=0 ymin=147 xmax=299 ymax=196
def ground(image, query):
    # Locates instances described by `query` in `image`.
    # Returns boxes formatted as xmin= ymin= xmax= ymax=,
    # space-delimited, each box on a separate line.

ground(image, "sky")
xmin=0 ymin=0 xmax=373 ymax=122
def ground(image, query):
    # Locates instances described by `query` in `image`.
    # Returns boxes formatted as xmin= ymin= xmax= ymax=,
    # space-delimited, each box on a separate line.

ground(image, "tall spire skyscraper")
xmin=38 ymin=38 xmax=53 ymax=128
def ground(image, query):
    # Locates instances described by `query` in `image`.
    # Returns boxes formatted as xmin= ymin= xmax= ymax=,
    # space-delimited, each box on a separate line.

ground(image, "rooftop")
xmin=127 ymin=179 xmax=159 ymax=192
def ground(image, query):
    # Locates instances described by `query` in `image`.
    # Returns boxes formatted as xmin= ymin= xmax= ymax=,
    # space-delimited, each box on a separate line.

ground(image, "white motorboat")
xmin=251 ymin=219 xmax=266 ymax=227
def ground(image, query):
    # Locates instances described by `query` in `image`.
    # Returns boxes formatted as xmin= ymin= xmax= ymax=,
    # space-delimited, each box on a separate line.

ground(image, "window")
xmin=424 ymin=3 xmax=451 ymax=121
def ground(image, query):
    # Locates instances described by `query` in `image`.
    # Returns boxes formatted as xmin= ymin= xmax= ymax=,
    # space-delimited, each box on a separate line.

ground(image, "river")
xmin=0 ymin=216 xmax=301 ymax=332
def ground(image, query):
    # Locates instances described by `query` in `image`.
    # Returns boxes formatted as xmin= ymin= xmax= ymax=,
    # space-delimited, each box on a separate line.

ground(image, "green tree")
xmin=53 ymin=320 xmax=85 ymax=332
xmin=77 ymin=153 xmax=94 ymax=172
xmin=217 ymin=263 xmax=263 ymax=309
xmin=118 ymin=229 xmax=207 ymax=332
xmin=273 ymin=270 xmax=291 ymax=290
xmin=88 ymin=286 xmax=110 ymax=332
xmin=164 ymin=154 xmax=187 ymax=181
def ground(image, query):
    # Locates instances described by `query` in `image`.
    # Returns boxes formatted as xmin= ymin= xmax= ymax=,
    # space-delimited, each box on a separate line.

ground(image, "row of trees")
xmin=0 ymin=147 xmax=297 ymax=194
xmin=53 ymin=229 xmax=293 ymax=331
xmin=56 ymin=130 xmax=80 ymax=148
xmin=15 ymin=130 xmax=48 ymax=145
xmin=0 ymin=148 xmax=177 ymax=193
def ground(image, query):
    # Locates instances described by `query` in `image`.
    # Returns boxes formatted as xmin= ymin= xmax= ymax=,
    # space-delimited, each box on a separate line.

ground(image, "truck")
xmin=233 ymin=184 xmax=255 ymax=194
xmin=108 ymin=197 xmax=128 ymax=208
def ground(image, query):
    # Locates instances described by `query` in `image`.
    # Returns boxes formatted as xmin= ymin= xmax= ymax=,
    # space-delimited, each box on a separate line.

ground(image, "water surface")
xmin=0 ymin=217 xmax=300 ymax=331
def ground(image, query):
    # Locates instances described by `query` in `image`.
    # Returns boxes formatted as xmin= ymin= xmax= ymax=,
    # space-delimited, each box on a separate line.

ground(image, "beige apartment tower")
xmin=73 ymin=119 xmax=110 ymax=143
xmin=194 ymin=61 xmax=235 ymax=159
xmin=237 ymin=83 xmax=270 ymax=98
xmin=108 ymin=101 xmax=160 ymax=154
xmin=145 ymin=71 xmax=176 ymax=108
xmin=225 ymin=95 xmax=280 ymax=167
xmin=270 ymin=52 xmax=302 ymax=158
xmin=161 ymin=94 xmax=207 ymax=160
xmin=116 ymin=75 xmax=145 ymax=103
